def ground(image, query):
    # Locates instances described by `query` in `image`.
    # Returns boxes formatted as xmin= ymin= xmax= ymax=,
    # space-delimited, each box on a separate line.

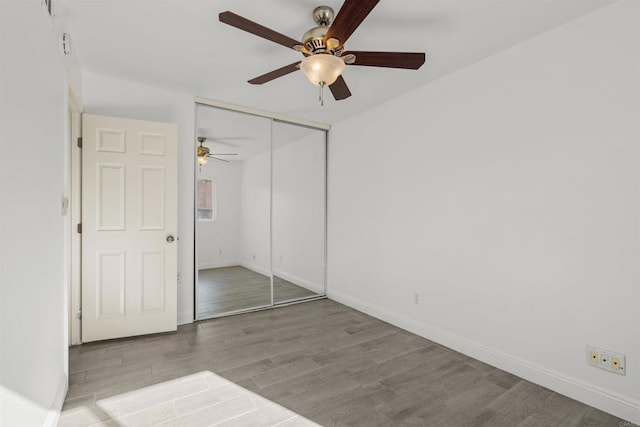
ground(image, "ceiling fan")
xmin=197 ymin=137 xmax=238 ymax=168
xmin=219 ymin=0 xmax=426 ymax=105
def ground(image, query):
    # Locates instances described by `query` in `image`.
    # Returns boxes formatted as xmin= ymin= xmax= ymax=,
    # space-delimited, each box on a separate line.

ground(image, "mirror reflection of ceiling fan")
xmin=197 ymin=137 xmax=238 ymax=168
xmin=219 ymin=0 xmax=426 ymax=105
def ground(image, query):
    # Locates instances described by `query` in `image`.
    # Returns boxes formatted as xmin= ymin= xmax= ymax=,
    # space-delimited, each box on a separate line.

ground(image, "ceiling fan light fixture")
xmin=197 ymin=138 xmax=210 ymax=170
xmin=300 ymin=54 xmax=345 ymax=87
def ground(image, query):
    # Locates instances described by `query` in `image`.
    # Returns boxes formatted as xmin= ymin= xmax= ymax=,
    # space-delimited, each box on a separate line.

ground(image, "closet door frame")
xmin=194 ymin=98 xmax=329 ymax=321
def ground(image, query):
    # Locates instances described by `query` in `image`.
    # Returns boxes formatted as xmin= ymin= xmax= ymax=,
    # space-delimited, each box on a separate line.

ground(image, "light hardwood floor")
xmin=60 ymin=300 xmax=633 ymax=427
xmin=197 ymin=266 xmax=318 ymax=318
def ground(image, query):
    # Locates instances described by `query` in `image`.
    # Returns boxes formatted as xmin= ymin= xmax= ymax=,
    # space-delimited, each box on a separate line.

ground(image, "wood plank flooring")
xmin=60 ymin=300 xmax=634 ymax=427
xmin=197 ymin=266 xmax=318 ymax=318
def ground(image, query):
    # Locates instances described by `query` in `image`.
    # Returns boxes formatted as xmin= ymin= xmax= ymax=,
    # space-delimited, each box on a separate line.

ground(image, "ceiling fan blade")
xmin=208 ymin=156 xmax=230 ymax=163
xmin=248 ymin=62 xmax=301 ymax=85
xmin=209 ymin=153 xmax=238 ymax=156
xmin=219 ymin=11 xmax=300 ymax=50
xmin=202 ymin=139 xmax=239 ymax=148
xmin=343 ymin=51 xmax=425 ymax=69
xmin=209 ymin=136 xmax=252 ymax=141
xmin=329 ymin=75 xmax=352 ymax=100
xmin=324 ymin=0 xmax=380 ymax=47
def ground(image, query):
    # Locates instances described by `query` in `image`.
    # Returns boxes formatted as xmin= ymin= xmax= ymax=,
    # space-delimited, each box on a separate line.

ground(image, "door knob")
xmin=166 ymin=235 xmax=175 ymax=243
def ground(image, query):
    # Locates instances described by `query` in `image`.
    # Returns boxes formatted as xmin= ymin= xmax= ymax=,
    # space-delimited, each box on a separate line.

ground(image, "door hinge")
xmin=77 ymin=223 xmax=82 ymax=234
xmin=77 ymin=137 xmax=82 ymax=148
xmin=76 ymin=310 xmax=82 ymax=320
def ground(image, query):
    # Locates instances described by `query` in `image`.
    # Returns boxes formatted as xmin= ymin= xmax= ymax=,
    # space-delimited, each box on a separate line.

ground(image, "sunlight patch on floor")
xmin=58 ymin=371 xmax=319 ymax=426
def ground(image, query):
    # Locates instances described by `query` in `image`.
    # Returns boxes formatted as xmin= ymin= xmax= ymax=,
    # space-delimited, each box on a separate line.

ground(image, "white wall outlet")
xmin=413 ymin=293 xmax=420 ymax=304
xmin=611 ymin=355 xmax=625 ymax=373
xmin=600 ymin=351 xmax=611 ymax=368
xmin=587 ymin=348 xmax=600 ymax=366
xmin=586 ymin=345 xmax=626 ymax=375
xmin=177 ymin=272 xmax=182 ymax=285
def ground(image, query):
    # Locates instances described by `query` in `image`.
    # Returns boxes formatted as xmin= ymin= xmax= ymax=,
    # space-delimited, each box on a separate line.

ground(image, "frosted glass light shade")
xmin=300 ymin=54 xmax=345 ymax=86
xmin=198 ymin=156 xmax=208 ymax=166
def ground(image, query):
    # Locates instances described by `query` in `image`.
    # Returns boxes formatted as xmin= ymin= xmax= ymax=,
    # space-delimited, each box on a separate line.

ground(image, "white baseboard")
xmin=327 ymin=289 xmax=640 ymax=425
xmin=44 ymin=374 xmax=67 ymax=427
xmin=198 ymin=261 xmax=240 ymax=270
xmin=272 ymin=269 xmax=324 ymax=295
xmin=240 ymin=261 xmax=271 ymax=277
xmin=178 ymin=310 xmax=193 ymax=325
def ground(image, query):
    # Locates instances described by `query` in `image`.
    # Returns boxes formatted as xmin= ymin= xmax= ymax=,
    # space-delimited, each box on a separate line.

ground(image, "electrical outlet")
xmin=177 ymin=272 xmax=182 ymax=285
xmin=611 ymin=354 xmax=626 ymax=374
xmin=600 ymin=352 xmax=611 ymax=368
xmin=413 ymin=293 xmax=420 ymax=304
xmin=586 ymin=345 xmax=626 ymax=375
xmin=611 ymin=356 xmax=621 ymax=371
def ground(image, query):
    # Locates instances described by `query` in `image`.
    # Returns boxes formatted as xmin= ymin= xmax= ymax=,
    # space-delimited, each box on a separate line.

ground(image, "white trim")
xmin=178 ymin=310 xmax=194 ymax=325
xmin=272 ymin=269 xmax=324 ymax=295
xmin=327 ymin=289 xmax=640 ymax=425
xmin=269 ymin=120 xmax=274 ymax=306
xmin=68 ymin=82 xmax=83 ymax=346
xmin=193 ymin=102 xmax=200 ymax=320
xmin=240 ymin=261 xmax=271 ymax=278
xmin=43 ymin=374 xmax=67 ymax=427
xmin=198 ymin=295 xmax=328 ymax=321
xmin=195 ymin=97 xmax=331 ymax=131
xmin=198 ymin=261 xmax=240 ymax=270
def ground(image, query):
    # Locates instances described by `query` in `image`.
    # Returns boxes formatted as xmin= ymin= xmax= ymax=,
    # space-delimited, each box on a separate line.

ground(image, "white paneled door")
xmin=82 ymin=114 xmax=178 ymax=342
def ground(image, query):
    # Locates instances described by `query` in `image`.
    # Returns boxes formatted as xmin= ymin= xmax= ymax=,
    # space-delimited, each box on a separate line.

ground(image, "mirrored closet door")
xmin=196 ymin=105 xmax=272 ymax=318
xmin=195 ymin=102 xmax=327 ymax=320
xmin=272 ymin=120 xmax=326 ymax=304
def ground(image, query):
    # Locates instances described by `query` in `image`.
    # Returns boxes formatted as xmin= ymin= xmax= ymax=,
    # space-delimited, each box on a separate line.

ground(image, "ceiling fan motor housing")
xmin=302 ymin=27 xmax=343 ymax=55
xmin=302 ymin=6 xmax=342 ymax=56
xmin=197 ymin=140 xmax=210 ymax=157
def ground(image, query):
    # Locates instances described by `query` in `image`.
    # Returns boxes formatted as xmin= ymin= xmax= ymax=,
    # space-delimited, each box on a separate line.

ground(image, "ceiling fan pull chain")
xmin=319 ymin=82 xmax=325 ymax=106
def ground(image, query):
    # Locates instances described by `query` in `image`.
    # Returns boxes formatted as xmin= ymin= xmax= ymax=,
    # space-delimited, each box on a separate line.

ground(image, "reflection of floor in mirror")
xmin=198 ymin=266 xmax=318 ymax=318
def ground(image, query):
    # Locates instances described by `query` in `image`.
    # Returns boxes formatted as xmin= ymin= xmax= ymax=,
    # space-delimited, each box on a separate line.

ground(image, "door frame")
xmin=193 ymin=97 xmax=330 ymax=321
xmin=68 ymin=83 xmax=83 ymax=345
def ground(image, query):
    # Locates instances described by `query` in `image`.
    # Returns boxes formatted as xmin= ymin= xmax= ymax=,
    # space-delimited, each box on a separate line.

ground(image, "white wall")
xmin=197 ymin=161 xmax=242 ymax=269
xmin=328 ymin=1 xmax=639 ymax=423
xmin=0 ymin=1 xmax=80 ymax=425
xmin=82 ymin=72 xmax=195 ymax=325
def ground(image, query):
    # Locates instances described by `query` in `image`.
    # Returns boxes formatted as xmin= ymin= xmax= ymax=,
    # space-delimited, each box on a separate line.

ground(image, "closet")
xmin=195 ymin=100 xmax=327 ymax=319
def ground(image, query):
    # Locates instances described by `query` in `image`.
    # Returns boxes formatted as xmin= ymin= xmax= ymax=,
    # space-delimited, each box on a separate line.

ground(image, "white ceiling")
xmin=60 ymin=0 xmax=612 ymax=125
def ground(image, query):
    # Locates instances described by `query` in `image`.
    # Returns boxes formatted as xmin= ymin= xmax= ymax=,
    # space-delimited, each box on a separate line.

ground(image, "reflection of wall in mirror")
xmin=198 ymin=133 xmax=325 ymax=294
xmin=240 ymin=149 xmax=271 ymax=277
